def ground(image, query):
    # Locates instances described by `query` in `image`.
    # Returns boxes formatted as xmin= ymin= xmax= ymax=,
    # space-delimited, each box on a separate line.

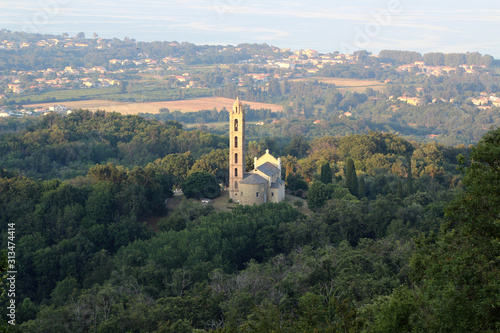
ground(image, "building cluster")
xmin=0 ymin=65 xmax=122 ymax=95
xmin=0 ymin=34 xmax=497 ymax=118
xmin=396 ymin=61 xmax=479 ymax=76
xmin=0 ymin=104 xmax=71 ymax=117
xmin=470 ymin=92 xmax=500 ymax=109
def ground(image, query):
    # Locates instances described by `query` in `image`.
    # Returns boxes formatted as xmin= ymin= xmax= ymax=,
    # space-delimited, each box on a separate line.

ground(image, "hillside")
xmin=0 ymin=111 xmax=498 ymax=331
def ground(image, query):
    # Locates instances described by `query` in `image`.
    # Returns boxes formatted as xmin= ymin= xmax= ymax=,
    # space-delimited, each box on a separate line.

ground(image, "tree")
xmin=158 ymin=199 xmax=214 ymax=232
xmin=191 ymin=149 xmax=229 ymax=185
xmin=50 ymin=276 xmax=80 ymax=306
xmin=358 ymin=175 xmax=366 ymax=198
xmin=76 ymin=32 xmax=85 ymax=39
xmin=345 ymin=158 xmax=358 ymax=197
xmin=397 ymin=180 xmax=403 ymax=199
xmin=320 ymin=162 xmax=333 ymax=184
xmin=181 ymin=172 xmax=220 ymax=199
xmin=283 ymin=136 xmax=310 ymax=158
xmin=307 ymin=181 xmax=331 ymax=211
xmin=286 ymin=173 xmax=308 ymax=192
xmin=293 ymin=200 xmax=304 ymax=210
xmin=285 ymin=161 xmax=294 ymax=181
xmin=360 ymin=286 xmax=419 ymax=332
xmin=0 ymin=251 xmax=11 ymax=329
xmin=156 ymin=152 xmax=194 ymax=185
xmin=409 ymin=128 xmax=500 ymax=331
xmin=406 ymin=156 xmax=414 ymax=195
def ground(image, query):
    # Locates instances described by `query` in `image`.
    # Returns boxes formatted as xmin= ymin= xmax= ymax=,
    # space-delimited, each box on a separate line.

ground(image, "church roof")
xmin=233 ymin=97 xmax=243 ymax=108
xmin=239 ymin=173 xmax=268 ymax=185
xmin=232 ymin=97 xmax=244 ymax=114
xmin=270 ymin=178 xmax=285 ymax=188
xmin=256 ymin=162 xmax=280 ymax=177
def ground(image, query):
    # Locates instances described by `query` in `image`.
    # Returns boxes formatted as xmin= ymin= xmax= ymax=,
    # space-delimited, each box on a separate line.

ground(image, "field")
xmin=25 ymin=97 xmax=284 ymax=115
xmin=292 ymin=77 xmax=386 ymax=92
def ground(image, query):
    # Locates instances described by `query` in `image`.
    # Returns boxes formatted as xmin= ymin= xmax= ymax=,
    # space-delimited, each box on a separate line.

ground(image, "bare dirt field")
xmin=25 ymin=97 xmax=283 ymax=115
xmin=292 ymin=77 xmax=386 ymax=92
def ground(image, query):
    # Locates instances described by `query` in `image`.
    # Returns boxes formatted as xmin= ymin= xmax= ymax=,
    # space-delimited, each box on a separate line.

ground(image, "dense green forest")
xmin=0 ymin=110 xmax=227 ymax=180
xmin=1 ymin=111 xmax=498 ymax=331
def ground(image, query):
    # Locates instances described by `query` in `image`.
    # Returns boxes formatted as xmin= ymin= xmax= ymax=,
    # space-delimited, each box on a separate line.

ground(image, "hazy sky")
xmin=2 ymin=0 xmax=500 ymax=57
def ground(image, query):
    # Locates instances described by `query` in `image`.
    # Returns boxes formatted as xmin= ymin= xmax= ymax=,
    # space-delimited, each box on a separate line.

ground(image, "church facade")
xmin=229 ymin=98 xmax=285 ymax=205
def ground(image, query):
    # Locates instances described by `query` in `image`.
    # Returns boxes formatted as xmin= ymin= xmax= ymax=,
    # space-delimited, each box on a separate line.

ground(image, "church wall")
xmin=278 ymin=183 xmax=285 ymax=202
xmin=239 ymin=183 xmax=267 ymax=205
xmin=269 ymin=188 xmax=280 ymax=203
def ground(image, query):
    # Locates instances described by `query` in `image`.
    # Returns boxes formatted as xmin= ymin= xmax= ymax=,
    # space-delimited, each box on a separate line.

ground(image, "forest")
xmin=212 ymin=80 xmax=500 ymax=146
xmin=0 ymin=110 xmax=498 ymax=332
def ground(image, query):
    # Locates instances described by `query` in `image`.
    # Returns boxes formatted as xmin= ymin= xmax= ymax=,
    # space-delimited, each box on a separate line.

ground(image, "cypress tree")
xmin=397 ymin=179 xmax=403 ymax=199
xmin=320 ymin=162 xmax=333 ymax=184
xmin=345 ymin=158 xmax=358 ymax=197
xmin=407 ymin=155 xmax=414 ymax=195
xmin=285 ymin=162 xmax=293 ymax=185
xmin=358 ymin=175 xmax=366 ymax=198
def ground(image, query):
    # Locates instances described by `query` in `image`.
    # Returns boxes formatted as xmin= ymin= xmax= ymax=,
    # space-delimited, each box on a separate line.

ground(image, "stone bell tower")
xmin=229 ymin=98 xmax=245 ymax=201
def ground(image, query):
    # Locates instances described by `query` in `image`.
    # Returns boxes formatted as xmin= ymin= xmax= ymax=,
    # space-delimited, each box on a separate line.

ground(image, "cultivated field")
xmin=292 ymin=77 xmax=386 ymax=92
xmin=25 ymin=97 xmax=283 ymax=114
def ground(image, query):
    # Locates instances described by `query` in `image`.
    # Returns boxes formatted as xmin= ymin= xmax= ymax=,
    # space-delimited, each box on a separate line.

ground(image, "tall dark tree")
xmin=345 ymin=158 xmax=358 ymax=197
xmin=320 ymin=163 xmax=333 ymax=184
xmin=358 ymin=175 xmax=366 ymax=198
xmin=307 ymin=181 xmax=331 ymax=211
xmin=406 ymin=156 xmax=414 ymax=195
xmin=397 ymin=180 xmax=403 ymax=199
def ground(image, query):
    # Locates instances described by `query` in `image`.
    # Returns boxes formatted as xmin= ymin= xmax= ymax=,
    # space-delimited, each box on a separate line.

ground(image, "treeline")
xmin=184 ymin=51 xmax=250 ymax=66
xmin=141 ymin=107 xmax=283 ymax=124
xmin=378 ymin=49 xmax=494 ymax=67
xmin=423 ymin=52 xmax=494 ymax=67
xmin=317 ymin=63 xmax=386 ymax=79
xmin=0 ymin=30 xmax=269 ymax=71
xmin=5 ymin=84 xmax=211 ymax=105
xmin=0 ymin=110 xmax=227 ymax=179
xmin=378 ymin=50 xmax=423 ymax=64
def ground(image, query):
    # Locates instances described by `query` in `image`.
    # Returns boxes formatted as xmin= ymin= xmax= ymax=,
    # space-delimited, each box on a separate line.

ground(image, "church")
xmin=229 ymin=98 xmax=285 ymax=205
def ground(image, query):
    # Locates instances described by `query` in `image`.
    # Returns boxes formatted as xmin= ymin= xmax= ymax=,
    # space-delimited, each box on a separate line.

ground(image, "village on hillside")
xmin=0 ymin=31 xmax=497 ymax=118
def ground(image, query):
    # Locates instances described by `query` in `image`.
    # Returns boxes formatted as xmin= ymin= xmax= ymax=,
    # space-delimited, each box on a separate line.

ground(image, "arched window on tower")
xmin=234 ymin=153 xmax=238 ymax=164
xmin=234 ymin=168 xmax=238 ymax=177
xmin=234 ymin=119 xmax=238 ymax=131
xmin=234 ymin=136 xmax=238 ymax=148
xmin=235 ymin=181 xmax=238 ymax=189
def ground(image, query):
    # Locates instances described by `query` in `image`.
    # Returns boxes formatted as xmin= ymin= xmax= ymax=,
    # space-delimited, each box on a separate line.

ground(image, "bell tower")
xmin=229 ymin=98 xmax=245 ymax=201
